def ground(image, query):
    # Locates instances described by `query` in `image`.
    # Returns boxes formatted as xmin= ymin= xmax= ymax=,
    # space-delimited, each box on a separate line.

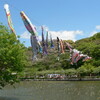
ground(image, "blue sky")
xmin=0 ymin=0 xmax=100 ymax=47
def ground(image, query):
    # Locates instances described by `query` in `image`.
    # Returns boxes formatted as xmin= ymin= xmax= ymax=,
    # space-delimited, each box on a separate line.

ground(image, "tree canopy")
xmin=24 ymin=32 xmax=100 ymax=78
xmin=0 ymin=24 xmax=27 ymax=88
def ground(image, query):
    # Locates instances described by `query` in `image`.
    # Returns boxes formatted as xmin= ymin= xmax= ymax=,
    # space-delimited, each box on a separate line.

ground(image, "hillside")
xmin=75 ymin=33 xmax=100 ymax=60
xmin=23 ymin=33 xmax=100 ymax=78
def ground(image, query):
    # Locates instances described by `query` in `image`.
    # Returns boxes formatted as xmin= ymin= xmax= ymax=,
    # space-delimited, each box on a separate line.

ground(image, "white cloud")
xmin=20 ymin=31 xmax=31 ymax=39
xmin=20 ymin=28 xmax=83 ymax=42
xmin=38 ymin=25 xmax=49 ymax=31
xmin=38 ymin=35 xmax=42 ymax=41
xmin=90 ymin=31 xmax=97 ymax=36
xmin=42 ymin=25 xmax=49 ymax=31
xmin=20 ymin=31 xmax=42 ymax=41
xmin=96 ymin=25 xmax=100 ymax=30
xmin=89 ymin=25 xmax=100 ymax=36
xmin=49 ymin=30 xmax=83 ymax=41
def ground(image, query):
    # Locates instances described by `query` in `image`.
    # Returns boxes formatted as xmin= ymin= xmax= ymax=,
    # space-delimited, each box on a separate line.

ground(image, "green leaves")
xmin=77 ymin=63 xmax=95 ymax=77
xmin=75 ymin=32 xmax=100 ymax=67
xmin=23 ymin=32 xmax=100 ymax=79
xmin=0 ymin=24 xmax=27 ymax=88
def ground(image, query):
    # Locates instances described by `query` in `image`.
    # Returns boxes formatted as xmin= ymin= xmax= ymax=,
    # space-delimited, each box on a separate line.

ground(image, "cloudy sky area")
xmin=21 ymin=25 xmax=100 ymax=42
xmin=0 ymin=0 xmax=100 ymax=47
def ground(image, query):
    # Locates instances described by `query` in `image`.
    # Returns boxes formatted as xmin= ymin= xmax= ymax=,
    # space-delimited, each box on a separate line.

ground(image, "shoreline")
xmin=20 ymin=78 xmax=100 ymax=81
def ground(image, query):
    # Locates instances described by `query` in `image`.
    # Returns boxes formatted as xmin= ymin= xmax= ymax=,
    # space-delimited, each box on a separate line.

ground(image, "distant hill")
xmin=75 ymin=33 xmax=100 ymax=59
xmin=25 ymin=32 xmax=100 ymax=72
xmin=75 ymin=32 xmax=100 ymax=46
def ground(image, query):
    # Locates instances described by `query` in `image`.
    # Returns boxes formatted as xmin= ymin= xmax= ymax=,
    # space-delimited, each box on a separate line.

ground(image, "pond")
xmin=0 ymin=81 xmax=100 ymax=100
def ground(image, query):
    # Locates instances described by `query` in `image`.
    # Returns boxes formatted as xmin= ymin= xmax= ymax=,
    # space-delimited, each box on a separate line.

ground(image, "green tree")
xmin=0 ymin=24 xmax=26 ymax=88
xmin=93 ymin=66 xmax=100 ymax=76
xmin=65 ymin=68 xmax=76 ymax=76
xmin=77 ymin=63 xmax=95 ymax=77
xmin=75 ymin=33 xmax=100 ymax=68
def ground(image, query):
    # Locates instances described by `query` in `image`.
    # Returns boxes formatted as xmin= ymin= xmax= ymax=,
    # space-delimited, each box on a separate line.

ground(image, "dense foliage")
xmin=0 ymin=24 xmax=27 ymax=88
xmin=24 ymin=33 xmax=100 ymax=78
xmin=75 ymin=33 xmax=100 ymax=67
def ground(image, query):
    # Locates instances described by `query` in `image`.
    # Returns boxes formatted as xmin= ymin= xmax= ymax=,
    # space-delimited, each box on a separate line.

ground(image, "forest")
xmin=23 ymin=29 xmax=100 ymax=79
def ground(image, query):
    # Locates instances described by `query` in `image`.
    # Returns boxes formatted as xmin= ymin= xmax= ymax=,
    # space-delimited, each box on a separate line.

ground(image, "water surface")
xmin=0 ymin=81 xmax=100 ymax=100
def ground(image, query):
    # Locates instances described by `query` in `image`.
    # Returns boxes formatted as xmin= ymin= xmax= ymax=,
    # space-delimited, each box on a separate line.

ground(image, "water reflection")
xmin=0 ymin=97 xmax=18 ymax=100
xmin=0 ymin=81 xmax=100 ymax=100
